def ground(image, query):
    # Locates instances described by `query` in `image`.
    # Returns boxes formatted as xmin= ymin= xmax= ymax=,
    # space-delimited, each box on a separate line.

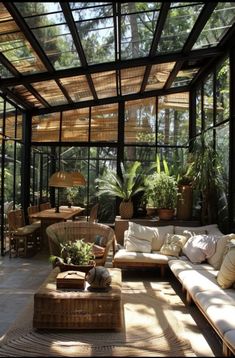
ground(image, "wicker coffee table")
xmin=33 ymin=267 xmax=123 ymax=330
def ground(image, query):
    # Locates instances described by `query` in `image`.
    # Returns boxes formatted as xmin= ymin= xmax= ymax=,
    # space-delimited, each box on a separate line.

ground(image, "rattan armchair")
xmin=46 ymin=221 xmax=115 ymax=266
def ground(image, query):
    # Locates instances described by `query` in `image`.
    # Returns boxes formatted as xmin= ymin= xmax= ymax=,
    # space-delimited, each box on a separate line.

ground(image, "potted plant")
xmin=145 ymin=172 xmax=178 ymax=220
xmin=95 ymin=161 xmax=146 ymax=219
xmin=49 ymin=239 xmax=95 ymax=273
xmin=186 ymin=133 xmax=226 ymax=225
xmin=66 ymin=187 xmax=78 ymax=208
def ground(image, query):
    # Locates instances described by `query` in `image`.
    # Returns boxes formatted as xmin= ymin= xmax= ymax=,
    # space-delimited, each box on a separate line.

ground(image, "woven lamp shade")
xmin=70 ymin=172 xmax=86 ymax=186
xmin=49 ymin=171 xmax=74 ymax=188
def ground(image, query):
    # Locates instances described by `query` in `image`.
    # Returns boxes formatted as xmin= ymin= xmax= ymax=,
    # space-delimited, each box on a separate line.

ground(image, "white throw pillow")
xmin=128 ymin=222 xmax=157 ymax=240
xmin=182 ymin=234 xmax=219 ymax=264
xmin=160 ymin=234 xmax=188 ymax=257
xmin=125 ymin=236 xmax=152 ymax=253
xmin=217 ymin=246 xmax=235 ymax=288
xmin=124 ymin=222 xmax=156 ymax=252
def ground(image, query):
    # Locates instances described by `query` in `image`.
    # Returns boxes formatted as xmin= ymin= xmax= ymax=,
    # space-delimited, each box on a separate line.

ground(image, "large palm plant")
xmin=95 ymin=161 xmax=146 ymax=218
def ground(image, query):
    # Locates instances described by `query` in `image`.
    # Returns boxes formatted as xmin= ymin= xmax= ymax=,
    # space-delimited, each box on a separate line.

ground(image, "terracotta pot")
xmin=158 ymin=208 xmax=175 ymax=220
xmin=146 ymin=207 xmax=158 ymax=217
xmin=119 ymin=200 xmax=134 ymax=219
xmin=58 ymin=262 xmax=95 ymax=274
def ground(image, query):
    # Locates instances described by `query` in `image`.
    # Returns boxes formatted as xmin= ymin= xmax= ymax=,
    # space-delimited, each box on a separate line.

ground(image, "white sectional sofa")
xmin=112 ymin=222 xmax=235 ymax=356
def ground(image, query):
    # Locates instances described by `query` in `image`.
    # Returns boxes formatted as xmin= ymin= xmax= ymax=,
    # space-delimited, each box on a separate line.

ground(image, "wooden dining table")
xmin=29 ymin=206 xmax=85 ymax=248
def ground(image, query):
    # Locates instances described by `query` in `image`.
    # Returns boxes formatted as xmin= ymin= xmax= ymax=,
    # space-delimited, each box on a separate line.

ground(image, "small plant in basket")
xmin=49 ymin=239 xmax=95 ymax=272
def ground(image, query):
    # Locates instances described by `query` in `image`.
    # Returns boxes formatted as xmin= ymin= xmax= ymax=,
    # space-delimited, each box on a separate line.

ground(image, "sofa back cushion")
xmin=182 ymin=234 xmax=219 ymax=264
xmin=217 ymin=244 xmax=235 ymax=288
xmin=152 ymin=225 xmax=174 ymax=251
xmin=174 ymin=226 xmax=207 ymax=238
xmin=207 ymin=234 xmax=235 ymax=269
xmin=125 ymin=236 xmax=152 ymax=253
xmin=160 ymin=233 xmax=188 ymax=257
xmin=124 ymin=222 xmax=174 ymax=252
xmin=124 ymin=222 xmax=157 ymax=252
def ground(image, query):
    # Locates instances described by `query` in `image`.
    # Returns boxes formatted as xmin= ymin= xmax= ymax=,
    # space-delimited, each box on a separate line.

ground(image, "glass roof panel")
xmin=31 ymin=80 xmax=68 ymax=106
xmin=171 ymin=68 xmax=199 ymax=87
xmin=121 ymin=2 xmax=161 ymax=14
xmin=0 ymin=5 xmax=46 ymax=75
xmin=32 ymin=26 xmax=81 ymax=69
xmin=121 ymin=4 xmax=159 ymax=59
xmin=157 ymin=3 xmax=204 ymax=54
xmin=75 ymin=16 xmax=114 ymax=64
xmin=193 ymin=2 xmax=235 ymax=49
xmin=14 ymin=2 xmax=62 ymax=16
xmin=0 ymin=63 xmax=14 ymax=78
xmin=91 ymin=71 xmax=117 ymax=98
xmin=60 ymin=75 xmax=93 ymax=102
xmin=71 ymin=3 xmax=112 ymax=21
xmin=145 ymin=62 xmax=175 ymax=91
xmin=10 ymin=85 xmax=44 ymax=108
xmin=121 ymin=66 xmax=145 ymax=95
xmin=15 ymin=2 xmax=81 ymax=70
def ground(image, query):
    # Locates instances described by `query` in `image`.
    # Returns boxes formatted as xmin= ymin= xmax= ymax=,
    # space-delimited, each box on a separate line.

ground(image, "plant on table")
xmin=50 ymin=239 xmax=95 ymax=267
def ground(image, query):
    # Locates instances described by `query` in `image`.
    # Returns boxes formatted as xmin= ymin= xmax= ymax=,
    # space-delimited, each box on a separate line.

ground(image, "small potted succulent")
xmin=49 ymin=239 xmax=95 ymax=273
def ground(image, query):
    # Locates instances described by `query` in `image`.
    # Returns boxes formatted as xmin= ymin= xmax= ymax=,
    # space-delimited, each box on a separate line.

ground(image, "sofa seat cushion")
xmin=224 ymin=330 xmax=235 ymax=354
xmin=203 ymin=303 xmax=235 ymax=337
xmin=168 ymin=258 xmax=215 ymax=279
xmin=113 ymin=249 xmax=170 ymax=265
xmin=195 ymin=289 xmax=235 ymax=337
xmin=195 ymin=289 xmax=235 ymax=311
xmin=177 ymin=269 xmax=219 ymax=299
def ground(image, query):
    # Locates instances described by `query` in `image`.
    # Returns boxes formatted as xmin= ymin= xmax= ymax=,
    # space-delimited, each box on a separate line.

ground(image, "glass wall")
xmin=0 ymin=96 xmax=23 ymax=254
xmin=194 ymin=56 xmax=230 ymax=231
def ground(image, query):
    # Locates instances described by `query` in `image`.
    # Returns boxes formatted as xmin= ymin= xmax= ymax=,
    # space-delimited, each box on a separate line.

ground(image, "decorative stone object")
xmin=86 ymin=266 xmax=112 ymax=289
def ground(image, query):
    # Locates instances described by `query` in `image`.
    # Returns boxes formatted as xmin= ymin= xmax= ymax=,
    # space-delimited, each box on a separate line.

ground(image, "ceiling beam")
xmin=2 ymin=89 xmax=33 ymax=110
xmin=5 ymin=3 xmax=73 ymax=106
xmin=0 ymin=47 xmax=221 ymax=89
xmin=191 ymin=23 xmax=235 ymax=87
xmin=164 ymin=2 xmax=218 ymax=89
xmin=4 ymin=3 xmax=54 ymax=71
xmin=140 ymin=2 xmax=170 ymax=93
xmin=60 ymin=2 xmax=98 ymax=100
xmin=30 ymin=85 xmax=189 ymax=116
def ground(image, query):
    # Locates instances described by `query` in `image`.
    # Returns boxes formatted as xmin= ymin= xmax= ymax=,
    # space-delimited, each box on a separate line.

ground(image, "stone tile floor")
xmin=0 ymin=248 xmax=223 ymax=357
